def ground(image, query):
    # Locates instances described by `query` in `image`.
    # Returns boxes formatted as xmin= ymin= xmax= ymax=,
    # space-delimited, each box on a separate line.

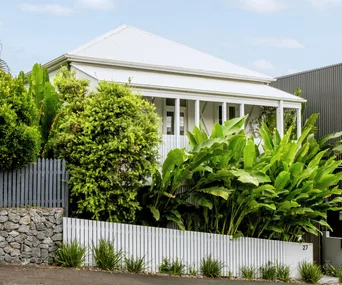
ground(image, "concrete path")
xmin=0 ymin=264 xmax=288 ymax=285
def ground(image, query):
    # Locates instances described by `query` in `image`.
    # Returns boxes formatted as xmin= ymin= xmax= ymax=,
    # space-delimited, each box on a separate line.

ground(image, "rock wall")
xmin=0 ymin=208 xmax=63 ymax=265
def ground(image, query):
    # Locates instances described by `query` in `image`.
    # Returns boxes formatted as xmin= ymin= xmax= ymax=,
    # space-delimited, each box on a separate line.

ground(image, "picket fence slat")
xmin=0 ymin=159 xmax=69 ymax=213
xmin=64 ymin=217 xmax=313 ymax=278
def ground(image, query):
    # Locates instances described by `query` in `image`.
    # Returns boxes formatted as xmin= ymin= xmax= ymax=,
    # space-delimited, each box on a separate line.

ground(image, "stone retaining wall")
xmin=0 ymin=208 xmax=63 ymax=265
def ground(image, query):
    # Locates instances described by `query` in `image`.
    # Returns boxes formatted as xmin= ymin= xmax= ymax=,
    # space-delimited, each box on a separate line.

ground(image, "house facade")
xmin=42 ymin=25 xmax=305 ymax=162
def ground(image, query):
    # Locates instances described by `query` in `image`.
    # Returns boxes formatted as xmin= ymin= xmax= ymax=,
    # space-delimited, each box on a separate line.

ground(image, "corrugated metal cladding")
xmin=271 ymin=64 xmax=342 ymax=139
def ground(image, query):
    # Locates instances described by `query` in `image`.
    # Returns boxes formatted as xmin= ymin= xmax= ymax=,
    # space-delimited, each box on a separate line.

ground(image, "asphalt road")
xmin=0 ymin=264 xmax=282 ymax=285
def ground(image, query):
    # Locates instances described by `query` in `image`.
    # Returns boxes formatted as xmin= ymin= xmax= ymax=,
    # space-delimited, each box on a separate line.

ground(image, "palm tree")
xmin=0 ymin=43 xmax=10 ymax=73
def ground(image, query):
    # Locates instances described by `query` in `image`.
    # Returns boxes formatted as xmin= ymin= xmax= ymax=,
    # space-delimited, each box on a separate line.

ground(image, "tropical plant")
xmin=298 ymin=261 xmax=323 ymax=284
xmin=200 ymin=256 xmax=223 ymax=278
xmin=0 ymin=43 xmax=9 ymax=73
xmin=53 ymin=70 xmax=161 ymax=222
xmin=92 ymin=239 xmax=123 ymax=271
xmin=25 ymin=63 xmax=61 ymax=158
xmin=276 ymin=263 xmax=291 ymax=282
xmin=124 ymin=255 xmax=148 ymax=273
xmin=56 ymin=240 xmax=86 ymax=268
xmin=159 ymin=258 xmax=185 ymax=275
xmin=0 ymin=71 xmax=41 ymax=170
xmin=260 ymin=261 xmax=277 ymax=280
xmin=240 ymin=265 xmax=257 ymax=280
xmin=139 ymin=114 xmax=342 ymax=241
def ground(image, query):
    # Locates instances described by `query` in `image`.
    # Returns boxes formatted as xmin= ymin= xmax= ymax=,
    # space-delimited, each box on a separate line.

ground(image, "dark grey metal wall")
xmin=271 ymin=63 xmax=342 ymax=139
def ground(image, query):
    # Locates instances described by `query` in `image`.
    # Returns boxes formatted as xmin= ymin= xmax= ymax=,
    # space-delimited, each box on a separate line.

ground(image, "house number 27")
xmin=302 ymin=245 xmax=308 ymax=250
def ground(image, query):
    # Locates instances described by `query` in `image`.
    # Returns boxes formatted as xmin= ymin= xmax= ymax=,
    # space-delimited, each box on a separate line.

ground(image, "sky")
xmin=0 ymin=0 xmax=342 ymax=77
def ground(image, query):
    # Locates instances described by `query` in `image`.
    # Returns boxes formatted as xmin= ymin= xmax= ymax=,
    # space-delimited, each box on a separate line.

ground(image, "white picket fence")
xmin=63 ymin=218 xmax=313 ymax=278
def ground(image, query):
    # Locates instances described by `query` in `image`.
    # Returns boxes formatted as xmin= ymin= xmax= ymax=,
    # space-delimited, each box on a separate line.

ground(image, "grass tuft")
xmin=200 ymin=255 xmax=223 ymax=278
xmin=298 ymin=261 xmax=323 ymax=284
xmin=240 ymin=265 xmax=257 ymax=280
xmin=335 ymin=267 xmax=342 ymax=282
xmin=56 ymin=240 xmax=86 ymax=268
xmin=188 ymin=266 xmax=197 ymax=276
xmin=276 ymin=263 xmax=291 ymax=282
xmin=323 ymin=261 xmax=337 ymax=277
xmin=260 ymin=262 xmax=277 ymax=280
xmin=124 ymin=255 xmax=148 ymax=273
xmin=92 ymin=239 xmax=123 ymax=271
xmin=159 ymin=258 xmax=185 ymax=276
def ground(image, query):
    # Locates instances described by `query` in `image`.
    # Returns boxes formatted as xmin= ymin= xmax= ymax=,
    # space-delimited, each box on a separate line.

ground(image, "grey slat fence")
xmin=0 ymin=159 xmax=69 ymax=216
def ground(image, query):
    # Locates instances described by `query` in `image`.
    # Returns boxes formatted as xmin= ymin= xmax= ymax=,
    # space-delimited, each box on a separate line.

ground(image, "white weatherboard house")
xmin=43 ymin=24 xmax=306 ymax=161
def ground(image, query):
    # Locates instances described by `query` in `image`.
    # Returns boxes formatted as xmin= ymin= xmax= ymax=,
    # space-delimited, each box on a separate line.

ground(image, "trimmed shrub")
xmin=0 ymin=71 xmax=41 ymax=170
xmin=53 ymin=71 xmax=161 ymax=222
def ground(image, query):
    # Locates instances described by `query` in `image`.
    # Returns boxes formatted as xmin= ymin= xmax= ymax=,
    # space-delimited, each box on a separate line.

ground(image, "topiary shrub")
xmin=53 ymin=70 xmax=161 ymax=222
xmin=0 ymin=71 xmax=41 ymax=170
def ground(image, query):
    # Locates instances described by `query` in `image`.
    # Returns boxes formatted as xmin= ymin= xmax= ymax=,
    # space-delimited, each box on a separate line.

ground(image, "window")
xmin=218 ymin=105 xmax=237 ymax=124
xmin=229 ymin=106 xmax=236 ymax=120
xmin=164 ymin=99 xmax=187 ymax=135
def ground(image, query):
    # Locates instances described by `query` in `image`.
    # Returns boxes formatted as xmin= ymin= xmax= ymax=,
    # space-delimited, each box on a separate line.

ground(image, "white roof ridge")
xmin=66 ymin=24 xmax=273 ymax=82
xmin=68 ymin=24 xmax=129 ymax=55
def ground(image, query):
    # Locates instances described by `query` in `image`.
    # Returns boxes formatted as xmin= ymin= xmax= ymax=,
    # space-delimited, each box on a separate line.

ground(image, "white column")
xmin=239 ymin=103 xmax=245 ymax=117
xmin=277 ymin=100 xmax=284 ymax=138
xmin=239 ymin=103 xmax=245 ymax=130
xmin=195 ymin=100 xmax=200 ymax=128
xmin=297 ymin=107 xmax=302 ymax=140
xmin=222 ymin=102 xmax=227 ymax=125
xmin=175 ymin=98 xmax=180 ymax=148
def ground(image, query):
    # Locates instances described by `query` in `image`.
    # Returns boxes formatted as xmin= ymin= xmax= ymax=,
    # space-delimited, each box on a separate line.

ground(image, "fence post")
xmin=64 ymin=171 xmax=69 ymax=217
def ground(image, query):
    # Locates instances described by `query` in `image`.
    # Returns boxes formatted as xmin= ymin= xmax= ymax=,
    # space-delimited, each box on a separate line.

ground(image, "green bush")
xmin=298 ymin=261 xmax=323 ymax=284
xmin=276 ymin=263 xmax=291 ymax=282
xmin=124 ymin=255 xmax=147 ymax=273
xmin=92 ymin=239 xmax=122 ymax=271
xmin=260 ymin=262 xmax=277 ymax=280
xmin=0 ymin=71 xmax=41 ymax=170
xmin=240 ymin=265 xmax=257 ymax=280
xmin=53 ymin=70 xmax=161 ymax=222
xmin=159 ymin=258 xmax=185 ymax=276
xmin=200 ymin=256 xmax=223 ymax=278
xmin=56 ymin=240 xmax=86 ymax=268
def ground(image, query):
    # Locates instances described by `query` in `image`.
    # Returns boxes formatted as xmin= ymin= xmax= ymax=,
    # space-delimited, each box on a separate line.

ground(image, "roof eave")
xmin=67 ymin=54 xmax=275 ymax=84
xmin=24 ymin=54 xmax=69 ymax=77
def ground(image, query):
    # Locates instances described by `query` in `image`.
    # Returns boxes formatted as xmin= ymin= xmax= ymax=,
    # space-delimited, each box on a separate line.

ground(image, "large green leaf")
xmin=244 ymin=137 xmax=255 ymax=170
xmin=222 ymin=115 xmax=247 ymax=136
xmin=148 ymin=205 xmax=160 ymax=221
xmin=162 ymin=148 xmax=186 ymax=183
xmin=200 ymin=186 xmax=231 ymax=200
xmin=275 ymin=171 xmax=290 ymax=189
xmin=229 ymin=170 xmax=259 ymax=186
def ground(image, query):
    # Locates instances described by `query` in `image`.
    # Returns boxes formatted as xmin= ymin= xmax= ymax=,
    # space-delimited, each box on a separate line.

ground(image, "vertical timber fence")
xmin=64 ymin=217 xmax=313 ymax=278
xmin=0 ymin=159 xmax=69 ymax=215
